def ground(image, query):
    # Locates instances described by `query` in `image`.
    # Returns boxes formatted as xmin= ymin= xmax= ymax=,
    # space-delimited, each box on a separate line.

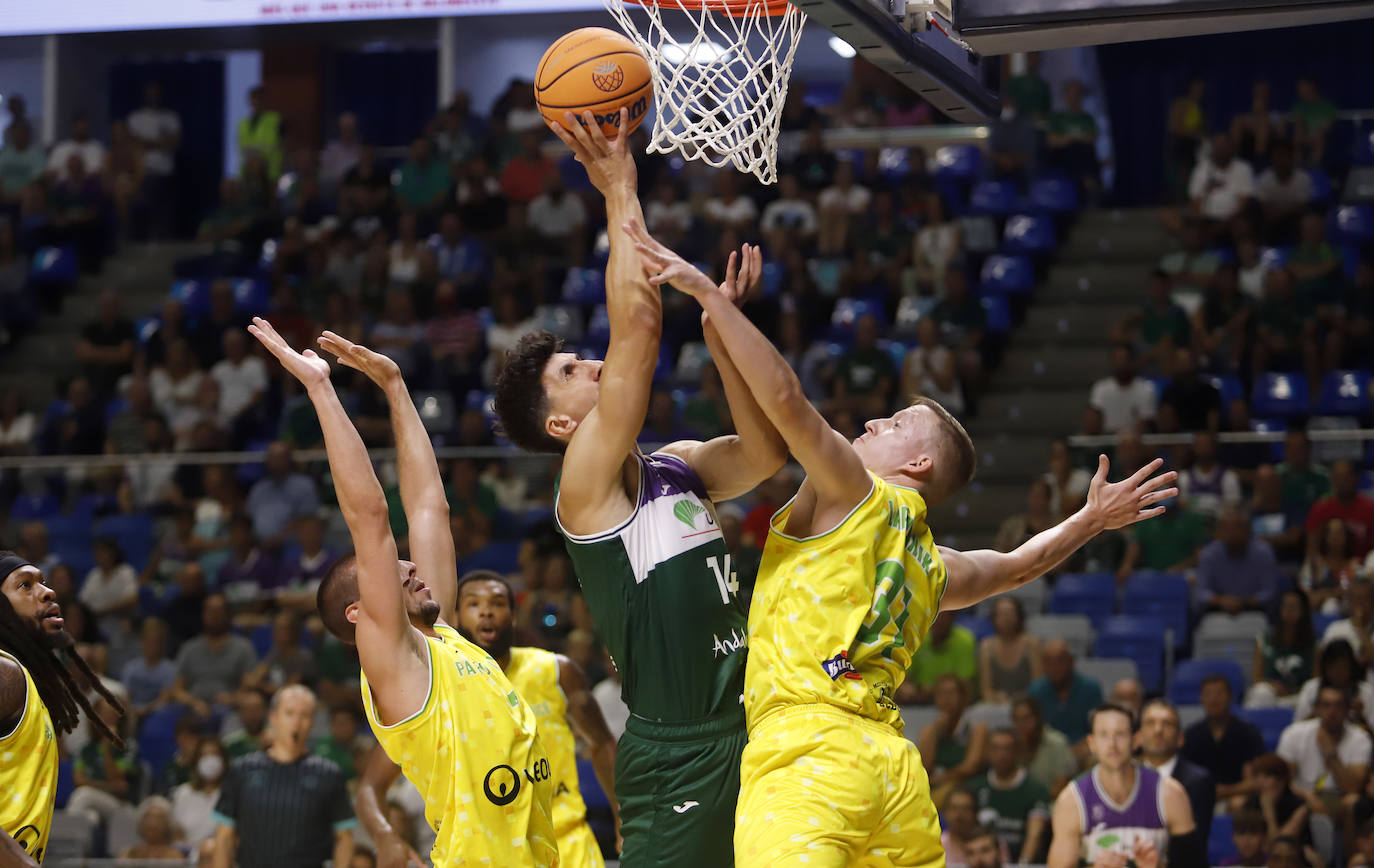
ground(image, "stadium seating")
xmin=1001 ymin=215 xmax=1057 ymax=255
xmin=969 ymin=180 xmax=1020 ymax=216
xmin=1331 ymin=203 xmax=1374 ymax=244
xmin=1027 ymin=614 xmax=1095 ymax=659
xmin=9 ymin=492 xmax=60 ymax=521
xmin=932 ymin=145 xmax=982 ymax=182
xmin=1121 ymin=571 xmax=1190 ymax=650
xmin=1077 ymin=658 xmax=1140 ymax=694
xmin=1095 ymin=617 xmax=1167 ymax=691
xmin=1251 ymin=373 xmax=1311 ymax=418
xmin=1316 ymin=369 xmax=1372 ymax=416
xmin=1048 ymin=573 xmax=1116 ymax=620
xmin=1237 ymin=706 xmax=1294 ymax=752
xmin=956 ymin=614 xmax=992 ymax=642
xmin=965 ymin=702 xmax=1012 ymax=729
xmin=979 ymin=254 xmax=1035 ymax=296
xmin=1028 ymin=173 xmax=1080 ymax=215
xmin=1208 ymin=813 xmax=1236 ymax=866
xmin=1169 ymin=658 xmax=1245 ymax=705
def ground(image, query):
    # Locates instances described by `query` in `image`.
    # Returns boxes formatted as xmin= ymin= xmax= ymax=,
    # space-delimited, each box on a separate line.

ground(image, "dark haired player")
xmin=491 ymin=110 xmax=786 ymax=866
xmin=1049 ymin=704 xmax=1200 ymax=868
xmin=249 ymin=320 xmax=558 ymax=867
xmin=358 ymin=571 xmax=618 ymax=867
xmin=622 ymin=219 xmax=1179 ymax=867
xmin=0 ymin=554 xmax=125 ymax=865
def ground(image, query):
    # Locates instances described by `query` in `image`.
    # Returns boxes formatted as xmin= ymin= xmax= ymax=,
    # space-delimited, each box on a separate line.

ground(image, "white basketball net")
xmin=603 ymin=0 xmax=807 ymax=184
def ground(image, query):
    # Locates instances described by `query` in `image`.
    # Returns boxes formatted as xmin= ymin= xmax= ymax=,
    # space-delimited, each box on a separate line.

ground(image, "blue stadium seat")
xmin=957 ymin=614 xmax=993 ymax=642
xmin=96 ymin=514 xmax=155 ymax=572
xmin=1251 ymin=373 xmax=1310 ymax=418
xmin=1237 ymin=707 xmax=1294 ymax=752
xmin=1309 ymin=168 xmax=1333 ymax=204
xmin=760 ymin=261 xmax=783 ymax=298
xmin=250 ymin=623 xmax=274 ymax=659
xmin=1207 ymin=246 xmax=1237 ymax=266
xmin=1251 ymin=419 xmax=1287 ymax=462
xmin=54 ymin=545 xmax=94 ymax=582
xmin=1147 ymin=376 xmax=1171 ymax=403
xmin=1259 ymin=246 xmax=1290 ymax=270
xmin=71 ymin=493 xmax=115 ymax=523
xmin=1122 ymin=571 xmax=1190 ymax=649
xmin=170 ymin=279 xmax=210 ymax=316
xmin=981 ymin=296 xmax=1011 ymax=334
xmin=1204 ymin=374 xmax=1244 ymax=409
xmin=969 ymin=180 xmax=1020 ymax=216
xmin=932 ymin=145 xmax=982 ymax=181
xmin=461 ymin=541 xmax=521 ymax=574
xmin=879 ymin=340 xmax=910 ymax=371
xmin=10 ymin=492 xmax=60 ymax=521
xmin=1314 ymin=611 xmax=1342 ymax=639
xmin=1332 ymin=204 xmax=1374 ymax=244
xmin=134 ymin=317 xmax=160 ymax=346
xmin=1028 ymin=173 xmax=1079 ymax=214
xmin=54 ymin=756 xmax=74 ymax=809
xmin=1343 ymin=244 xmax=1363 ymax=280
xmin=1170 ymin=659 xmax=1245 ymax=706
xmin=29 ymin=246 xmax=78 ymax=284
xmin=979 ymin=255 xmax=1034 ymax=296
xmin=1049 ymin=573 xmax=1116 ymax=621
xmin=562 ymin=268 xmax=606 ymax=306
xmin=587 ymin=305 xmax=611 ymax=344
xmin=1000 ymin=215 xmax=1056 ymax=255
xmin=105 ymin=397 xmax=129 ymax=424
xmin=1208 ymin=813 xmax=1236 ymax=867
xmin=232 ymin=278 xmax=271 ymax=314
xmin=830 ymin=298 xmax=887 ymax=332
xmin=1316 ymin=370 xmax=1372 ymax=416
xmin=137 ymin=705 xmax=187 ymax=778
xmin=578 ymin=756 xmax=611 ymax=813
xmin=258 ymin=239 xmax=277 ymax=271
xmin=45 ymin=515 xmax=93 ymax=547
xmin=1096 ymin=616 xmax=1167 ymax=691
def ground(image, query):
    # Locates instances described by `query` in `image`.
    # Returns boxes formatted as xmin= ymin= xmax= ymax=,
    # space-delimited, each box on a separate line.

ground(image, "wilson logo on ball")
xmin=591 ymin=61 xmax=625 ymax=92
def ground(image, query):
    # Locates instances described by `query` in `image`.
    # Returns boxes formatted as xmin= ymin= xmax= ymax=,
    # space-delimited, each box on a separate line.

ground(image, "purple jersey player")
xmin=1049 ymin=704 xmax=1201 ymax=868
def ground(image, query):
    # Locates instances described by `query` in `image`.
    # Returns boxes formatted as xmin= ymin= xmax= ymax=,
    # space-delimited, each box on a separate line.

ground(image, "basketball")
xmin=535 ymin=27 xmax=652 ymax=139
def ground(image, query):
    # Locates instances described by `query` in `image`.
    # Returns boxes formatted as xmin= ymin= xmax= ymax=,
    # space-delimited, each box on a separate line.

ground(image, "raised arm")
xmin=548 ymin=110 xmax=661 ymax=523
xmin=940 ymin=456 xmax=1177 ymax=611
xmin=624 ymin=218 xmax=871 ymax=509
xmin=247 ymin=320 xmax=422 ymax=703
xmin=1047 ymin=785 xmax=1083 ymax=868
xmin=319 ymin=333 xmax=458 ymax=623
xmin=355 ymin=746 xmax=426 ymax=868
xmin=658 ymin=244 xmax=787 ymax=500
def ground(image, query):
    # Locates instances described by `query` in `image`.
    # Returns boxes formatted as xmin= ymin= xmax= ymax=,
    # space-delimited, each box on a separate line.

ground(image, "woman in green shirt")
xmin=1247 ymin=588 xmax=1315 ymax=708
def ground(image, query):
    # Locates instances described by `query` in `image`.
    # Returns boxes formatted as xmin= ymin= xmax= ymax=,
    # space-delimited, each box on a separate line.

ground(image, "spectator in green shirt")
xmin=1116 ymin=268 xmax=1191 ymax=373
xmin=832 ymin=314 xmax=896 ymax=420
xmin=1278 ymin=430 xmax=1330 ymax=517
xmin=1046 ymin=79 xmax=1100 ymax=201
xmin=223 ymin=688 xmax=270 ymax=759
xmin=1117 ymin=497 xmax=1210 ymax=579
xmin=1288 ymin=213 xmax=1342 ymax=305
xmin=897 ymin=610 xmax=978 ymax=704
xmin=966 ymin=727 xmax=1052 ymax=863
xmin=1252 ymin=267 xmax=1316 ymax=381
xmin=395 ymin=137 xmax=451 ymax=222
xmin=1005 ymin=52 xmax=1051 ymax=119
xmin=0 ymin=120 xmax=44 ymax=212
xmin=1292 ymin=77 xmax=1338 ymax=168
xmin=313 ymin=706 xmax=370 ymax=781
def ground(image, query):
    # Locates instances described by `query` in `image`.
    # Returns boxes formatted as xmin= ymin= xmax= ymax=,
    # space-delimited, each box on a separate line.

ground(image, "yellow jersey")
xmin=747 ymin=473 xmax=946 ymax=733
xmin=0 ymin=648 xmax=59 ymax=863
xmin=361 ymin=623 xmax=560 ymax=867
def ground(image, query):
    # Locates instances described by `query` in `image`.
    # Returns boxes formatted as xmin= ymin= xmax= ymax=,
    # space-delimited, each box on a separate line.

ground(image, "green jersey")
xmin=967 ymin=769 xmax=1051 ymax=857
xmin=557 ymin=451 xmax=748 ymax=723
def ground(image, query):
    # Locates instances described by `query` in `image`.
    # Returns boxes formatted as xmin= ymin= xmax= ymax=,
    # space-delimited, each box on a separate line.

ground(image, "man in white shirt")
xmin=527 ymin=176 xmax=587 ymax=250
xmin=1277 ymin=685 xmax=1370 ymax=800
xmin=210 ymin=329 xmax=268 ymax=436
xmin=818 ymin=160 xmax=872 ymax=216
xmin=702 ymin=172 xmax=758 ymax=232
xmin=1321 ymin=580 xmax=1374 ymax=654
xmin=1088 ymin=344 xmax=1157 ymax=432
xmin=127 ymin=82 xmax=181 ymax=179
xmin=47 ymin=113 xmax=106 ymax=182
xmin=320 ymin=112 xmax=361 ymax=187
xmin=1188 ymin=132 xmax=1254 ymax=226
xmin=760 ymin=173 xmax=818 ymax=243
xmin=1255 ymin=141 xmax=1311 ymax=244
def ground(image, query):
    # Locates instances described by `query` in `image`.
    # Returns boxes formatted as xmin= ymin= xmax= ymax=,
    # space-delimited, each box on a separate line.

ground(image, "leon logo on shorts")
xmin=821 ymin=650 xmax=864 ymax=681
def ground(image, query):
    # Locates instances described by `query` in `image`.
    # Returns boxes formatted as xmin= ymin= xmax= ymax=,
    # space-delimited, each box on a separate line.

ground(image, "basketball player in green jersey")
xmin=492 ymin=109 xmax=788 ymax=867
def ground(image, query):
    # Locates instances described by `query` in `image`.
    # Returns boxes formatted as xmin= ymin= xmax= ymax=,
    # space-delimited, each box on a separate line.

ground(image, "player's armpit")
xmin=0 ymin=656 xmax=25 ymax=734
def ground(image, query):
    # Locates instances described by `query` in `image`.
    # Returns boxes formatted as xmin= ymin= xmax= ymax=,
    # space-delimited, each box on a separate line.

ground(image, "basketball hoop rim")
xmin=625 ymin=0 xmax=795 ymax=18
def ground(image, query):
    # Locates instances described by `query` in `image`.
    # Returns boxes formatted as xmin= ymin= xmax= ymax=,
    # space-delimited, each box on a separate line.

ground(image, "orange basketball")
xmin=536 ymin=27 xmax=652 ymax=139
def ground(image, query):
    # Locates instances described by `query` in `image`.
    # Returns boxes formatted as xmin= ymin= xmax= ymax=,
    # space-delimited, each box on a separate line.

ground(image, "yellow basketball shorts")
xmin=554 ymin=819 xmax=605 ymax=868
xmin=734 ymin=704 xmax=945 ymax=868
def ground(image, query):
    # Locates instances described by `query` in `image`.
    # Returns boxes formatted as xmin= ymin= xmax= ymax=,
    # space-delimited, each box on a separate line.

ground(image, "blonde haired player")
xmin=624 ymin=218 xmax=1178 ymax=867
xmin=248 ymin=320 xmax=558 ymax=868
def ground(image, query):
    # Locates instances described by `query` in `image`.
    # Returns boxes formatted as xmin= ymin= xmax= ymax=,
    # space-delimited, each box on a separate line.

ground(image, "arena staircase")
xmin=928 ymin=208 xmax=1175 ymax=549
xmin=0 ymin=241 xmax=202 ymax=410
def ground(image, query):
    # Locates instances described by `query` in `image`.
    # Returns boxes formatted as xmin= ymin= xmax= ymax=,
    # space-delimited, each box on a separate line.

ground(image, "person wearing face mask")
xmin=171 ymin=737 xmax=228 ymax=853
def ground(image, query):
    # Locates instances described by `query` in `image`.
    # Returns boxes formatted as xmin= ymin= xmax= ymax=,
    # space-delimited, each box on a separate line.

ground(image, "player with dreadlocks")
xmin=0 ymin=552 xmax=125 ymax=865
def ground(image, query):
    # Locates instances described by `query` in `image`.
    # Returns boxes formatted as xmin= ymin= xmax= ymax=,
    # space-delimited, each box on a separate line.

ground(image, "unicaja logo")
xmin=591 ymin=61 xmax=624 ymax=92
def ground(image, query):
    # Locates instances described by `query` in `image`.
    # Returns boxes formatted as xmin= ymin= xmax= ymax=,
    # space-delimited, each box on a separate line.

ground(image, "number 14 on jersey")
xmin=707 ymin=554 xmax=739 ymax=605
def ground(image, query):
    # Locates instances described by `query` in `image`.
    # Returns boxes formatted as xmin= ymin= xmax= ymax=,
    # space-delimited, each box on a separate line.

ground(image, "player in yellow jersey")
xmin=358 ymin=570 xmax=620 ymax=868
xmin=249 ymin=320 xmax=559 ymax=867
xmin=624 ymin=219 xmax=1179 ymax=867
xmin=0 ymin=552 xmax=125 ymax=865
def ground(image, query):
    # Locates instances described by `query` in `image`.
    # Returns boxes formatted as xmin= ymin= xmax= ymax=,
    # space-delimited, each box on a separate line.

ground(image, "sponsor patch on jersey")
xmin=820 ymin=650 xmax=863 ymax=681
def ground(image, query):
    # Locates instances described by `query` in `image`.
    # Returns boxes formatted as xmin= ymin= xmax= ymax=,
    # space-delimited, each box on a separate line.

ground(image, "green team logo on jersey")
xmin=674 ymin=500 xmax=705 ymax=530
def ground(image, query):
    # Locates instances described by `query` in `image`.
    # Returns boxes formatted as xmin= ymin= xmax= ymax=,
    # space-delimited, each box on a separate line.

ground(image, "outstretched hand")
xmin=247 ymin=317 xmax=331 ymax=387
xmin=1083 ymin=455 xmax=1179 ymax=530
xmin=622 ymin=217 xmax=719 ymax=299
xmin=546 ymin=108 xmax=636 ymax=195
xmin=318 ymin=331 xmax=401 ymax=387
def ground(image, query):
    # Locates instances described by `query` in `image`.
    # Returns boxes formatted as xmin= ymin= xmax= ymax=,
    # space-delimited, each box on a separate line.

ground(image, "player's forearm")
xmin=606 ymin=190 xmax=661 ymax=335
xmin=590 ymin=740 xmax=620 ymax=816
xmin=703 ymin=324 xmax=786 ymax=469
xmin=696 ymin=289 xmax=815 ymax=440
xmin=211 ymin=827 xmax=234 ymax=868
xmin=383 ymin=378 xmax=448 ymax=517
xmin=306 ymin=381 xmax=389 ymax=527
xmin=355 ymin=773 xmax=398 ymax=843
xmin=332 ymin=830 xmax=354 ymax=868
